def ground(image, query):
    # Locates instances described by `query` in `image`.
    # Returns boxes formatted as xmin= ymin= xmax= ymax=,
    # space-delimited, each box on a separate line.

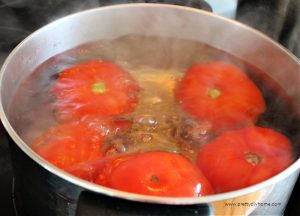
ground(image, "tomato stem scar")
xmin=92 ymin=82 xmax=107 ymax=94
xmin=244 ymin=152 xmax=263 ymax=166
xmin=150 ymin=175 xmax=160 ymax=183
xmin=208 ymin=88 xmax=221 ymax=99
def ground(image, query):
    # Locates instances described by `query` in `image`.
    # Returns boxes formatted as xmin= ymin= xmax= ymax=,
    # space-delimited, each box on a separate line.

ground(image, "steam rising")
xmin=8 ymin=32 xmax=300 ymax=162
xmin=9 ymin=35 xmax=222 ymax=159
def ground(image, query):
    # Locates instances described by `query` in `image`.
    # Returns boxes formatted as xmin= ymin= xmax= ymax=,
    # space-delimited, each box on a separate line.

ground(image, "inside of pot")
xmin=7 ymin=34 xmax=300 ymax=197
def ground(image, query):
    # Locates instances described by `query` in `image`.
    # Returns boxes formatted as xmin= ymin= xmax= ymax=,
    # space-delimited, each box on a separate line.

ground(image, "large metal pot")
xmin=0 ymin=3 xmax=299 ymax=216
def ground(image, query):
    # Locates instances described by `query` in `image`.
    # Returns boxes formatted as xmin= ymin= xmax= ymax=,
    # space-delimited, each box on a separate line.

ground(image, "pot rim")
xmin=0 ymin=3 xmax=299 ymax=205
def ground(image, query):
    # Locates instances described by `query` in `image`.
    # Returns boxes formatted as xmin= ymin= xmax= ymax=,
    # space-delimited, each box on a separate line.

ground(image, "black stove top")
xmin=0 ymin=126 xmax=14 ymax=215
xmin=0 ymin=1 xmax=299 ymax=215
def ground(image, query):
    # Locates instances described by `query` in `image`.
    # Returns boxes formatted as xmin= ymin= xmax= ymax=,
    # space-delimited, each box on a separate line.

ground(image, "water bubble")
xmin=180 ymin=119 xmax=212 ymax=143
xmin=134 ymin=115 xmax=158 ymax=131
xmin=88 ymin=120 xmax=111 ymax=136
xmin=140 ymin=133 xmax=153 ymax=142
xmin=103 ymin=138 xmax=127 ymax=157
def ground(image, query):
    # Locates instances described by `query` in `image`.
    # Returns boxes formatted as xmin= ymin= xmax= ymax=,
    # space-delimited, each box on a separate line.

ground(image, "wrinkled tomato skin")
xmin=32 ymin=117 xmax=131 ymax=170
xmin=53 ymin=60 xmax=140 ymax=122
xmin=106 ymin=152 xmax=214 ymax=197
xmin=65 ymin=155 xmax=132 ymax=186
xmin=66 ymin=159 xmax=109 ymax=183
xmin=196 ymin=126 xmax=294 ymax=193
xmin=175 ymin=62 xmax=266 ymax=134
xmin=32 ymin=122 xmax=103 ymax=170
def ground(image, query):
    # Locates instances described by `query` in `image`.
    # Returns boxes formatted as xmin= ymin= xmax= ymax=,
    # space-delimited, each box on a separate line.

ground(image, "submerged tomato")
xmin=196 ymin=126 xmax=294 ymax=193
xmin=32 ymin=117 xmax=130 ymax=170
xmin=175 ymin=62 xmax=266 ymax=134
xmin=66 ymin=159 xmax=109 ymax=183
xmin=53 ymin=60 xmax=140 ymax=122
xmin=106 ymin=152 xmax=214 ymax=197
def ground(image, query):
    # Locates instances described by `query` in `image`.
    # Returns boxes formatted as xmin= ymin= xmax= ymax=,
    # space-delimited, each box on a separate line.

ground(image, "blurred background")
xmin=0 ymin=0 xmax=299 ymax=215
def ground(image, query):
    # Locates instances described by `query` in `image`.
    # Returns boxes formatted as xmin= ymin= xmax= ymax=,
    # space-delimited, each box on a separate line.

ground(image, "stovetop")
xmin=0 ymin=1 xmax=299 ymax=215
xmin=0 ymin=126 xmax=15 ymax=215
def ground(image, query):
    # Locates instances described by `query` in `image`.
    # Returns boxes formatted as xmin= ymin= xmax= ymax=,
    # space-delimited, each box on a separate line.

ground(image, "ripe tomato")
xmin=106 ymin=151 xmax=214 ymax=197
xmin=66 ymin=159 xmax=109 ymax=183
xmin=32 ymin=116 xmax=130 ymax=170
xmin=53 ymin=60 xmax=140 ymax=122
xmin=196 ymin=126 xmax=294 ymax=193
xmin=175 ymin=62 xmax=266 ymax=134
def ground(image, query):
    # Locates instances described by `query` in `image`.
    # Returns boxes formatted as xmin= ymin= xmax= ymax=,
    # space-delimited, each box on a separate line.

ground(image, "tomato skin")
xmin=31 ymin=116 xmax=130 ymax=170
xmin=53 ymin=60 xmax=140 ymax=122
xmin=196 ymin=126 xmax=294 ymax=193
xmin=175 ymin=62 xmax=266 ymax=134
xmin=106 ymin=152 xmax=214 ymax=197
xmin=32 ymin=123 xmax=102 ymax=170
xmin=66 ymin=159 xmax=109 ymax=183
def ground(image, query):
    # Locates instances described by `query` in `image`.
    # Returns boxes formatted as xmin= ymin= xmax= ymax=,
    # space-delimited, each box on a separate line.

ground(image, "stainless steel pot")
xmin=0 ymin=3 xmax=299 ymax=216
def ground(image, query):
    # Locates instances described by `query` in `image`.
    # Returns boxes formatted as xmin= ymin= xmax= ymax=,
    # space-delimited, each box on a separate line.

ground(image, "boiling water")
xmin=9 ymin=35 xmax=300 ymax=160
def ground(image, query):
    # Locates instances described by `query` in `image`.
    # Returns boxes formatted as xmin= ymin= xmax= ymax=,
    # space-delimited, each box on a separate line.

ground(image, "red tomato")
xmin=65 ymin=155 xmax=131 ymax=187
xmin=196 ymin=126 xmax=294 ymax=193
xmin=32 ymin=117 xmax=130 ymax=170
xmin=106 ymin=152 xmax=214 ymax=197
xmin=53 ymin=60 xmax=140 ymax=122
xmin=66 ymin=159 xmax=109 ymax=183
xmin=175 ymin=62 xmax=266 ymax=134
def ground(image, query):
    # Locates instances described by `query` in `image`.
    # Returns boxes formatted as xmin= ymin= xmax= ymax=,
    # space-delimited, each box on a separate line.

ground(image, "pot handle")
xmin=76 ymin=191 xmax=213 ymax=216
xmin=145 ymin=0 xmax=212 ymax=12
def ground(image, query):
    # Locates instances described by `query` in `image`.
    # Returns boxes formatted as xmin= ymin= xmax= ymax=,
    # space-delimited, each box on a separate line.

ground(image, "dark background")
xmin=0 ymin=0 xmax=299 ymax=215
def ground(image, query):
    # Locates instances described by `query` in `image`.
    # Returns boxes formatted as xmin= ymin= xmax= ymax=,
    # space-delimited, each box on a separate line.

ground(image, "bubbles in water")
xmin=180 ymin=118 xmax=213 ymax=144
xmin=14 ymin=35 xmax=268 ymax=161
xmin=134 ymin=114 xmax=158 ymax=132
xmin=103 ymin=137 xmax=127 ymax=157
xmin=140 ymin=133 xmax=153 ymax=143
xmin=87 ymin=120 xmax=112 ymax=137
